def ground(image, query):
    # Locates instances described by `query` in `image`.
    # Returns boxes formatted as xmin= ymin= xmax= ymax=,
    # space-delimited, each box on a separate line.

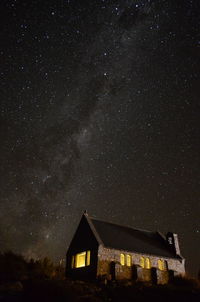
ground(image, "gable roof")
xmin=84 ymin=213 xmax=181 ymax=259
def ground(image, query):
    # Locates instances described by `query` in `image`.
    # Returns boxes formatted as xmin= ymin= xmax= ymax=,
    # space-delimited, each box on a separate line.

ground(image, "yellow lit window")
xmin=71 ymin=255 xmax=75 ymax=268
xmin=73 ymin=250 xmax=91 ymax=269
xmin=145 ymin=257 xmax=151 ymax=269
xmin=158 ymin=259 xmax=165 ymax=271
xmin=140 ymin=256 xmax=145 ymax=268
xmin=120 ymin=253 xmax=125 ymax=265
xmin=86 ymin=250 xmax=90 ymax=266
xmin=126 ymin=254 xmax=131 ymax=267
xmin=75 ymin=252 xmax=86 ymax=268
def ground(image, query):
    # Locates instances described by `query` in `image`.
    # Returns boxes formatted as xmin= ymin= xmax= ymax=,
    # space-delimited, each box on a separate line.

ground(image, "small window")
xmin=140 ymin=256 xmax=145 ymax=268
xmin=86 ymin=250 xmax=90 ymax=266
xmin=158 ymin=259 xmax=166 ymax=271
xmin=145 ymin=257 xmax=151 ymax=269
xmin=72 ymin=250 xmax=91 ymax=269
xmin=168 ymin=237 xmax=173 ymax=245
xmin=71 ymin=255 xmax=75 ymax=268
xmin=126 ymin=254 xmax=131 ymax=267
xmin=75 ymin=251 xmax=86 ymax=268
xmin=120 ymin=253 xmax=125 ymax=265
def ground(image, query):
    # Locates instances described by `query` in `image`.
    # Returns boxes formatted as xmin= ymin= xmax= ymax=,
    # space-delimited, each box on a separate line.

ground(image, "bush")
xmin=28 ymin=257 xmax=55 ymax=279
xmin=0 ymin=251 xmax=63 ymax=284
xmin=0 ymin=251 xmax=28 ymax=283
xmin=171 ymin=275 xmax=200 ymax=289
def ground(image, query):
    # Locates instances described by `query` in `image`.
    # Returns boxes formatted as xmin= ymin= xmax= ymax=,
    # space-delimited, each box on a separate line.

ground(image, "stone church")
xmin=66 ymin=212 xmax=185 ymax=284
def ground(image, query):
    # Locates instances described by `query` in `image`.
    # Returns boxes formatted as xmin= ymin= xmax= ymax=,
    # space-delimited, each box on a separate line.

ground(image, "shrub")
xmin=171 ymin=275 xmax=200 ymax=289
xmin=0 ymin=251 xmax=28 ymax=283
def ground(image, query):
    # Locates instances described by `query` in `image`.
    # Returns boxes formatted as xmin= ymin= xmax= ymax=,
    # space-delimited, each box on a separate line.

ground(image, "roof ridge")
xmin=89 ymin=215 xmax=157 ymax=235
xmin=84 ymin=213 xmax=104 ymax=245
xmin=84 ymin=214 xmax=180 ymax=259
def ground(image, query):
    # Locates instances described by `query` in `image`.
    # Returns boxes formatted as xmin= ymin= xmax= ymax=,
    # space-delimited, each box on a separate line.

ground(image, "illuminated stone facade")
xmin=97 ymin=245 xmax=185 ymax=284
xmin=66 ymin=213 xmax=185 ymax=284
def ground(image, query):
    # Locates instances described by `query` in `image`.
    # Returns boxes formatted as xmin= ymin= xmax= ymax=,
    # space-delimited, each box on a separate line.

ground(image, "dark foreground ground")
xmin=0 ymin=278 xmax=200 ymax=302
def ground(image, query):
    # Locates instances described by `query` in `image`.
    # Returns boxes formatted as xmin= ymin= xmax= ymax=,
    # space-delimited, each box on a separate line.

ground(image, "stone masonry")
xmin=97 ymin=245 xmax=185 ymax=284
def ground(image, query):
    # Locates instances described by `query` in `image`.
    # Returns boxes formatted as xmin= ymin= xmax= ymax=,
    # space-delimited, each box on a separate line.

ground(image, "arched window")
xmin=140 ymin=256 xmax=145 ymax=268
xmin=145 ymin=257 xmax=151 ymax=269
xmin=158 ymin=259 xmax=166 ymax=271
xmin=120 ymin=253 xmax=125 ymax=265
xmin=126 ymin=254 xmax=131 ymax=267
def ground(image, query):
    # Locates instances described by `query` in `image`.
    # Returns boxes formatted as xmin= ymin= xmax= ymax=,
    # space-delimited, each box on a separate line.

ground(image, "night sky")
xmin=1 ymin=0 xmax=200 ymax=276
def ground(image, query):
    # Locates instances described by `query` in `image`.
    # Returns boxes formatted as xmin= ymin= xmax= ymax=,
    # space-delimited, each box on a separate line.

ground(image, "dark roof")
xmin=86 ymin=215 xmax=181 ymax=259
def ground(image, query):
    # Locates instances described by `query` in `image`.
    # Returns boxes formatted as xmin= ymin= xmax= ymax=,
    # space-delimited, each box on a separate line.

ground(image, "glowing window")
xmin=73 ymin=251 xmax=91 ymax=269
xmin=75 ymin=252 xmax=86 ymax=268
xmin=86 ymin=250 xmax=90 ymax=266
xmin=158 ymin=259 xmax=165 ymax=271
xmin=71 ymin=255 xmax=75 ymax=268
xmin=140 ymin=257 xmax=145 ymax=268
xmin=126 ymin=254 xmax=131 ymax=267
xmin=120 ymin=253 xmax=125 ymax=265
xmin=145 ymin=258 xmax=151 ymax=269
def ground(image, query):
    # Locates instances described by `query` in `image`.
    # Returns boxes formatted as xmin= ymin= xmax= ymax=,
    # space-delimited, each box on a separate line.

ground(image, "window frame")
xmin=71 ymin=250 xmax=91 ymax=269
xmin=120 ymin=253 xmax=125 ymax=266
xmin=140 ymin=256 xmax=145 ymax=268
xmin=126 ymin=254 xmax=131 ymax=267
xmin=158 ymin=259 xmax=166 ymax=271
xmin=145 ymin=257 xmax=151 ymax=269
xmin=75 ymin=251 xmax=86 ymax=268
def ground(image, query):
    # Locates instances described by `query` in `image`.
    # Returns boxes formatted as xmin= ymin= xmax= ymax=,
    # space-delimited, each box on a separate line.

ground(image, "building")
xmin=66 ymin=212 xmax=185 ymax=284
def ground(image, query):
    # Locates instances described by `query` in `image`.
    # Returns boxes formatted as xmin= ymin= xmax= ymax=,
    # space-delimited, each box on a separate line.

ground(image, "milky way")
xmin=1 ymin=0 xmax=200 ymax=276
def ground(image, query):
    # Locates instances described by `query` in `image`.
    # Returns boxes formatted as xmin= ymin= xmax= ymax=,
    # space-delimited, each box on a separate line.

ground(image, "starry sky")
xmin=1 ymin=0 xmax=200 ymax=276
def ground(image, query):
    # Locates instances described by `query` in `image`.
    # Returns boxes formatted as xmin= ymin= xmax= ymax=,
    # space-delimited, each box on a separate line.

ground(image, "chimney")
xmin=166 ymin=232 xmax=181 ymax=256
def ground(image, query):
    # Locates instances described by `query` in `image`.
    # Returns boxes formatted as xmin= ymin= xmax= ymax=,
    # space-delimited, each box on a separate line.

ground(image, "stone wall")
xmin=97 ymin=259 xmax=111 ymax=279
xmin=115 ymin=263 xmax=132 ymax=280
xmin=97 ymin=245 xmax=185 ymax=283
xmin=137 ymin=267 xmax=152 ymax=282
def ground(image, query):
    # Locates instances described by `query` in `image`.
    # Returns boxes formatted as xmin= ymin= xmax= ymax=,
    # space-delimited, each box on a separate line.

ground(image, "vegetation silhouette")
xmin=0 ymin=251 xmax=199 ymax=301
